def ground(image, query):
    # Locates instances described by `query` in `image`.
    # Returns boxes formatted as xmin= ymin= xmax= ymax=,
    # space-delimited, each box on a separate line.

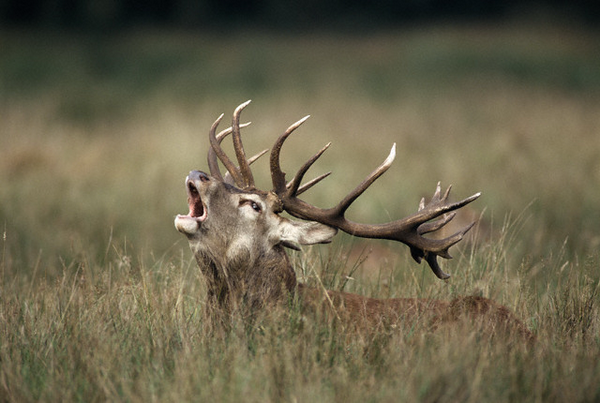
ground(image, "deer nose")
xmin=189 ymin=170 xmax=210 ymax=183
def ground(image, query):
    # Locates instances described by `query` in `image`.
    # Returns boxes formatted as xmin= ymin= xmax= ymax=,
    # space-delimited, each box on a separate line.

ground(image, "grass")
xmin=1 ymin=22 xmax=600 ymax=402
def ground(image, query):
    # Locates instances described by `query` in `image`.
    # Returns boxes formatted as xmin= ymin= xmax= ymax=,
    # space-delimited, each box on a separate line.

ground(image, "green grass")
xmin=1 ymin=23 xmax=600 ymax=402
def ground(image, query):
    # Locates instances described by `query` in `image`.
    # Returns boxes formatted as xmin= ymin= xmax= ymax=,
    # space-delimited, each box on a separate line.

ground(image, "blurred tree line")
xmin=0 ymin=0 xmax=598 ymax=29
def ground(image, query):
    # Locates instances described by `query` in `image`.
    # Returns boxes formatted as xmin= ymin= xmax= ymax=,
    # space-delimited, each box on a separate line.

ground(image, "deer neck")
xmin=194 ymin=245 xmax=298 ymax=312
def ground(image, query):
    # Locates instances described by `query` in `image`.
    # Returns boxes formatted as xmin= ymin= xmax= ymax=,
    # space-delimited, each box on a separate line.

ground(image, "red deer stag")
xmin=174 ymin=101 xmax=534 ymax=341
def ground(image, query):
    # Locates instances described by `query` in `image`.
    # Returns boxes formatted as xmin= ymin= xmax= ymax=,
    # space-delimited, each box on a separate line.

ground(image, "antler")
xmin=205 ymin=102 xmax=480 ymax=279
xmin=270 ymin=116 xmax=481 ymax=280
xmin=208 ymin=100 xmax=265 ymax=189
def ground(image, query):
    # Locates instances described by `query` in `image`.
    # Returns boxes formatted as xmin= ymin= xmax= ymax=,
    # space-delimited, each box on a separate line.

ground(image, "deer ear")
xmin=276 ymin=218 xmax=338 ymax=250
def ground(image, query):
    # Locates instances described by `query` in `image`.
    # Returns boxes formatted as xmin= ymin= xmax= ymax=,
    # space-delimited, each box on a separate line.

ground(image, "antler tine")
xmin=333 ymin=143 xmax=396 ymax=216
xmin=270 ymin=115 xmax=311 ymax=194
xmin=403 ymin=184 xmax=481 ymax=278
xmin=412 ymin=219 xmax=477 ymax=279
xmin=223 ymin=148 xmax=268 ymax=185
xmin=418 ymin=212 xmax=456 ymax=235
xmin=247 ymin=148 xmax=269 ymax=165
xmin=207 ymin=113 xmax=226 ymax=181
xmin=287 ymin=142 xmax=331 ymax=196
xmin=231 ymin=100 xmax=255 ymax=189
xmin=409 ymin=186 xmax=481 ymax=226
xmin=209 ymin=113 xmax=245 ymax=186
xmin=424 ymin=253 xmax=452 ymax=280
xmin=295 ymin=172 xmax=332 ymax=196
xmin=207 ymin=121 xmax=251 ymax=181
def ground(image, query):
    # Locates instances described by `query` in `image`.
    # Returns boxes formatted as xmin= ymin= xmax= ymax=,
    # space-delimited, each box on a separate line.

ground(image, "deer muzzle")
xmin=174 ymin=171 xmax=209 ymax=235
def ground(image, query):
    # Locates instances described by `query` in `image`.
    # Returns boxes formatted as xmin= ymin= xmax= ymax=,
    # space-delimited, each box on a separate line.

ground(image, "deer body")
xmin=175 ymin=102 xmax=533 ymax=341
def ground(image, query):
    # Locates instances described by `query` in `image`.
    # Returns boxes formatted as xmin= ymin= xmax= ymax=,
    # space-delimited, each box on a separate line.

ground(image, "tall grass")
xmin=1 ymin=227 xmax=599 ymax=402
xmin=1 ymin=23 xmax=600 ymax=401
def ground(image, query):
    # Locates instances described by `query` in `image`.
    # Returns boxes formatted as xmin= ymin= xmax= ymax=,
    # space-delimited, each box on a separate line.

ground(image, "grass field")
xmin=1 ymin=23 xmax=600 ymax=401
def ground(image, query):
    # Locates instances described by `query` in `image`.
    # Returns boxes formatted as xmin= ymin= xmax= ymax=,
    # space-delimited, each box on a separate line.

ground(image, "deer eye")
xmin=240 ymin=199 xmax=262 ymax=213
xmin=250 ymin=201 xmax=261 ymax=213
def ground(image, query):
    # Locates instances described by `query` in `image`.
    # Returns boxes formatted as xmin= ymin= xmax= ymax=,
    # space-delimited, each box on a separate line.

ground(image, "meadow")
xmin=1 ymin=23 xmax=600 ymax=402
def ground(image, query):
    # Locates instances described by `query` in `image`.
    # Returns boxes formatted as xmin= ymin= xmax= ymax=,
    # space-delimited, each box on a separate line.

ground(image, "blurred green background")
xmin=2 ymin=12 xmax=599 ymax=278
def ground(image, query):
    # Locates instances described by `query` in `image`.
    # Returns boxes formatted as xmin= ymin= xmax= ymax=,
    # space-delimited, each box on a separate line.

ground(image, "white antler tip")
xmin=287 ymin=115 xmax=311 ymax=133
xmin=235 ymin=100 xmax=252 ymax=112
xmin=299 ymin=115 xmax=311 ymax=124
xmin=212 ymin=113 xmax=225 ymax=128
xmin=384 ymin=143 xmax=397 ymax=166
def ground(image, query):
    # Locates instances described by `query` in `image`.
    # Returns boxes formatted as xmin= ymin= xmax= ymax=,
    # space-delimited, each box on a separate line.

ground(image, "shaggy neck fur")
xmin=195 ymin=244 xmax=297 ymax=318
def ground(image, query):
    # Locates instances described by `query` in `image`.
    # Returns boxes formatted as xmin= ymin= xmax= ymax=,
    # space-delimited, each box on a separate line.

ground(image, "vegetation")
xmin=1 ymin=23 xmax=600 ymax=402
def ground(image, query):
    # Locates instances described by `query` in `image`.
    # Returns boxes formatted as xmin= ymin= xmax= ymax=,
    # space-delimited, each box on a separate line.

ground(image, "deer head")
xmin=175 ymin=169 xmax=337 ymax=269
xmin=175 ymin=101 xmax=480 ymax=311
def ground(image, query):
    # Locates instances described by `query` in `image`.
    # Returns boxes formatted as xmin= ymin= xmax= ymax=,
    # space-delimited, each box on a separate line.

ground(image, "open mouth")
xmin=174 ymin=177 xmax=207 ymax=235
xmin=185 ymin=179 xmax=207 ymax=221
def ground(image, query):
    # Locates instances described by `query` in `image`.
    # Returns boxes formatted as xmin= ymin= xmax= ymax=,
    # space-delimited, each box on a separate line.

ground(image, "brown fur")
xmin=194 ymin=242 xmax=535 ymax=343
xmin=296 ymin=284 xmax=535 ymax=342
xmin=194 ymin=246 xmax=297 ymax=320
